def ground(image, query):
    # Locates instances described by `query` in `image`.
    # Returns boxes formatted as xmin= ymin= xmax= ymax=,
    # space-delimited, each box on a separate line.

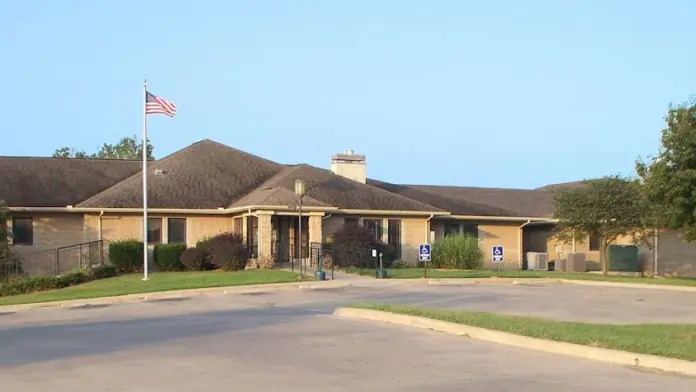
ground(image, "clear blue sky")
xmin=2 ymin=1 xmax=694 ymax=189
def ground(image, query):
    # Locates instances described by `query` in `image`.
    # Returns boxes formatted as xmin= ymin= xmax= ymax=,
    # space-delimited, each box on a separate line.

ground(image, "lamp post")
xmin=295 ymin=179 xmax=306 ymax=278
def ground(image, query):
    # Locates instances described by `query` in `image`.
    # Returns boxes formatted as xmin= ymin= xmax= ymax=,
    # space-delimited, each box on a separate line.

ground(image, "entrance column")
xmin=308 ymin=213 xmax=324 ymax=245
xmin=257 ymin=212 xmax=273 ymax=267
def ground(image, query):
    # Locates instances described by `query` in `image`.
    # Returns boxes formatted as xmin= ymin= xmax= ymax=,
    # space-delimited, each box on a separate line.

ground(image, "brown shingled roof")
xmin=234 ymin=164 xmax=443 ymax=212
xmin=368 ymin=180 xmax=555 ymax=218
xmin=77 ymin=139 xmax=284 ymax=209
xmin=0 ymin=157 xmax=141 ymax=207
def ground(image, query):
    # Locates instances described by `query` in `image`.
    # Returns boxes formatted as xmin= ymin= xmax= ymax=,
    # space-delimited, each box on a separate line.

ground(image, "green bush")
xmin=211 ymin=242 xmax=249 ymax=271
xmin=180 ymin=247 xmax=208 ymax=271
xmin=0 ymin=271 xmax=90 ymax=297
xmin=430 ymin=234 xmax=483 ymax=270
xmin=153 ymin=243 xmax=186 ymax=271
xmin=88 ymin=264 xmax=119 ymax=280
xmin=108 ymin=240 xmax=144 ymax=273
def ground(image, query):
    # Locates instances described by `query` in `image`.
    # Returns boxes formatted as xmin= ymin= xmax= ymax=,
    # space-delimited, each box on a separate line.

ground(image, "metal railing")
xmin=0 ymin=240 xmax=105 ymax=281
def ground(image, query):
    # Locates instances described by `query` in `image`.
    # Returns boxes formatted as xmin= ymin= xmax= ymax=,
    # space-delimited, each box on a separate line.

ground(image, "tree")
xmin=636 ymin=97 xmax=696 ymax=240
xmin=552 ymin=176 xmax=648 ymax=275
xmin=53 ymin=135 xmax=154 ymax=160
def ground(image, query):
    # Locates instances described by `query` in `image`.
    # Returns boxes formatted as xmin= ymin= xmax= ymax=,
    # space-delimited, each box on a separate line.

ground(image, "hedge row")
xmin=108 ymin=233 xmax=250 ymax=273
xmin=0 ymin=264 xmax=118 ymax=297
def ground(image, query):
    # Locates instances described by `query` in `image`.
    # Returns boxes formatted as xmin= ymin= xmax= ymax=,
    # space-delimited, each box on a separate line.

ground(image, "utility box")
xmin=607 ymin=245 xmax=641 ymax=272
xmin=566 ymin=253 xmax=587 ymax=272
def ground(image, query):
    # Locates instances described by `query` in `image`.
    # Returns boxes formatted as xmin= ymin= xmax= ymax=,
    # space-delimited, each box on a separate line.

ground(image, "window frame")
xmin=589 ymin=233 xmax=601 ymax=251
xmin=167 ymin=218 xmax=187 ymax=244
xmin=363 ymin=219 xmax=383 ymax=241
xmin=147 ymin=217 xmax=163 ymax=244
xmin=11 ymin=216 xmax=33 ymax=246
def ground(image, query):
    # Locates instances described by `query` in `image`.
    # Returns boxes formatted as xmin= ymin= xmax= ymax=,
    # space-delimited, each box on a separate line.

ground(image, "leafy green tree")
xmin=552 ymin=176 xmax=648 ymax=275
xmin=53 ymin=135 xmax=154 ymax=160
xmin=636 ymin=97 xmax=696 ymax=240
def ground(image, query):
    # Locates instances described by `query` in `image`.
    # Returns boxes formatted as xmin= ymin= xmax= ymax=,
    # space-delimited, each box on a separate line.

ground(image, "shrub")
xmin=210 ymin=242 xmax=249 ymax=271
xmin=196 ymin=232 xmax=245 ymax=251
xmin=0 ymin=271 xmax=90 ymax=297
xmin=430 ymin=234 xmax=483 ymax=269
xmin=88 ymin=264 xmax=119 ymax=280
xmin=180 ymin=247 xmax=208 ymax=271
xmin=108 ymin=240 xmax=144 ymax=273
xmin=0 ymin=258 xmax=23 ymax=281
xmin=153 ymin=243 xmax=186 ymax=271
xmin=330 ymin=224 xmax=391 ymax=267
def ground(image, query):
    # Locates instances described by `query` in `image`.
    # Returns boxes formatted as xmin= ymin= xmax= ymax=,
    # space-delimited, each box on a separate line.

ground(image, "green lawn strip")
xmin=351 ymin=304 xmax=696 ymax=361
xmin=0 ymin=270 xmax=304 ymax=306
xmin=343 ymin=267 xmax=696 ymax=286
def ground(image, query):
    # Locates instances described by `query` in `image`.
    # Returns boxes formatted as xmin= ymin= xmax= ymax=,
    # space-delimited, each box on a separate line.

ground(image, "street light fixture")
xmin=295 ymin=179 xmax=306 ymax=277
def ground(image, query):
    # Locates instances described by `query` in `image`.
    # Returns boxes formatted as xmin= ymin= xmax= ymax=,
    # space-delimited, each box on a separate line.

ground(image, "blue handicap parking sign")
xmin=492 ymin=245 xmax=504 ymax=263
xmin=419 ymin=244 xmax=431 ymax=262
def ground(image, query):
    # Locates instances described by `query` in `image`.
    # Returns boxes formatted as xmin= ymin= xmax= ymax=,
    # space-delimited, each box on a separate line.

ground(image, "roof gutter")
xmin=336 ymin=209 xmax=449 ymax=217
xmin=8 ymin=204 xmax=340 ymax=215
xmin=448 ymin=215 xmax=554 ymax=222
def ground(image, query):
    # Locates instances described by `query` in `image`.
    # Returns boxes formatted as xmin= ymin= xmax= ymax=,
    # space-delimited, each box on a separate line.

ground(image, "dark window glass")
xmin=589 ymin=233 xmax=601 ymax=251
xmin=462 ymin=224 xmax=479 ymax=238
xmin=147 ymin=218 xmax=162 ymax=244
xmin=12 ymin=217 xmax=33 ymax=245
xmin=444 ymin=223 xmax=460 ymax=236
xmin=363 ymin=219 xmax=382 ymax=241
xmin=247 ymin=216 xmax=258 ymax=258
xmin=167 ymin=218 xmax=186 ymax=243
xmin=344 ymin=217 xmax=359 ymax=228
xmin=233 ymin=217 xmax=243 ymax=235
xmin=387 ymin=219 xmax=402 ymax=260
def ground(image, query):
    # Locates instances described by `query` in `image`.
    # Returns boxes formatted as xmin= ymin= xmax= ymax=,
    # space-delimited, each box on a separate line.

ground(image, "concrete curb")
xmin=333 ymin=307 xmax=696 ymax=377
xmin=427 ymin=277 xmax=696 ymax=292
xmin=0 ymin=280 xmax=357 ymax=313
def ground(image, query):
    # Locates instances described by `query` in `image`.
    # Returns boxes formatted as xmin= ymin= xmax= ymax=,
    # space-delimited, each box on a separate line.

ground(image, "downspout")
xmin=98 ymin=210 xmax=105 ymax=241
xmin=518 ymin=220 xmax=532 ymax=269
xmin=425 ymin=213 xmax=434 ymax=243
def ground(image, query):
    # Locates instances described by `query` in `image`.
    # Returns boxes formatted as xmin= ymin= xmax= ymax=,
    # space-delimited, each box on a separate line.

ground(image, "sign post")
xmin=492 ymin=245 xmax=504 ymax=278
xmin=419 ymin=244 xmax=431 ymax=279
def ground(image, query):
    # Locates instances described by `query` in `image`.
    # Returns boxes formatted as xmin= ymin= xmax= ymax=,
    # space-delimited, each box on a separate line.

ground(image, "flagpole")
xmin=142 ymin=79 xmax=149 ymax=281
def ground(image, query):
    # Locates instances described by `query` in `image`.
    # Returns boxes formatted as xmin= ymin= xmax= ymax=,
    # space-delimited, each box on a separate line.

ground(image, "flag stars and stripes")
xmin=146 ymin=91 xmax=177 ymax=117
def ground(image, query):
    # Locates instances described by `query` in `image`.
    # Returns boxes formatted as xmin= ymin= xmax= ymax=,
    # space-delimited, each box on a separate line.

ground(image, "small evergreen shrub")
xmin=430 ymin=234 xmax=483 ymax=269
xmin=330 ymin=224 xmax=393 ymax=267
xmin=108 ymin=240 xmax=143 ymax=273
xmin=153 ymin=243 xmax=186 ymax=271
xmin=0 ymin=271 xmax=90 ymax=297
xmin=180 ymin=247 xmax=208 ymax=271
xmin=210 ymin=242 xmax=249 ymax=271
xmin=88 ymin=264 xmax=119 ymax=280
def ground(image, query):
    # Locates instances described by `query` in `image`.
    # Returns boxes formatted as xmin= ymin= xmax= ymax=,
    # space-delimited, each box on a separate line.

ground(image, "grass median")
xmin=0 ymin=270 xmax=305 ymax=306
xmin=344 ymin=267 xmax=696 ymax=286
xmin=351 ymin=304 xmax=696 ymax=361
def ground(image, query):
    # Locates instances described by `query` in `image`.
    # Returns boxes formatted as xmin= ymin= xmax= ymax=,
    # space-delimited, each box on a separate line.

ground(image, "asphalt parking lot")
xmin=1 ymin=282 xmax=695 ymax=391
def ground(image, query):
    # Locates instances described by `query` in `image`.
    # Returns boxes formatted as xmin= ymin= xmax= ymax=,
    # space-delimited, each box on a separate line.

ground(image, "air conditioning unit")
xmin=527 ymin=252 xmax=549 ymax=271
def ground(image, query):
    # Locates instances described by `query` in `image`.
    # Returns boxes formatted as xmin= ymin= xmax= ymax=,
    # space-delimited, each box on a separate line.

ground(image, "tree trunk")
xmin=600 ymin=238 xmax=608 ymax=276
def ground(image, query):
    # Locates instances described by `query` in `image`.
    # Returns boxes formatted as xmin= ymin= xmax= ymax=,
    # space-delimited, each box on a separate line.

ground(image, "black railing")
xmin=0 ymin=240 xmax=105 ymax=281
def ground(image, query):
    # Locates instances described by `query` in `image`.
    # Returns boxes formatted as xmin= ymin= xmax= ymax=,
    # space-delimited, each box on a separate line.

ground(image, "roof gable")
xmin=77 ymin=139 xmax=284 ymax=209
xmin=235 ymin=165 xmax=443 ymax=212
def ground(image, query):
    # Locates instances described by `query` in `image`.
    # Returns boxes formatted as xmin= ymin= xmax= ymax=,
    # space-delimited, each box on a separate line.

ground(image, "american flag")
xmin=146 ymin=91 xmax=177 ymax=117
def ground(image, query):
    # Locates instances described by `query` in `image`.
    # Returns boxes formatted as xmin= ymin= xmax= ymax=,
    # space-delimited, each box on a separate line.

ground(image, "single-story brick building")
xmin=1 ymin=139 xmax=694 ymax=275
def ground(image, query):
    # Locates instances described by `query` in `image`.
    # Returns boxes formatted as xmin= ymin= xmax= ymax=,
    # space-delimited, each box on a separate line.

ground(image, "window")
xmin=462 ymin=224 xmax=479 ymax=238
xmin=233 ymin=217 xmax=243 ymax=235
xmin=444 ymin=223 xmax=459 ymax=236
xmin=344 ymin=217 xmax=359 ymax=228
xmin=11 ymin=217 xmax=33 ymax=245
xmin=247 ymin=216 xmax=258 ymax=258
xmin=589 ymin=233 xmax=601 ymax=251
xmin=363 ymin=219 xmax=382 ymax=241
xmin=147 ymin=218 xmax=162 ymax=244
xmin=387 ymin=220 xmax=402 ymax=260
xmin=167 ymin=218 xmax=186 ymax=244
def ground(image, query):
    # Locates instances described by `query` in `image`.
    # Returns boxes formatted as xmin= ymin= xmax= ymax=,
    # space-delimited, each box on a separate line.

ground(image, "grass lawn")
xmin=0 ymin=270 xmax=304 ymax=306
xmin=351 ymin=304 xmax=696 ymax=361
xmin=344 ymin=267 xmax=696 ymax=287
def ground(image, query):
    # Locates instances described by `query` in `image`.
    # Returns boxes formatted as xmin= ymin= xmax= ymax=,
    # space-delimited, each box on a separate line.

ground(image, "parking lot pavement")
xmin=3 ymin=280 xmax=696 ymax=327
xmin=1 ymin=303 xmax=694 ymax=392
xmin=379 ymin=282 xmax=696 ymax=324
